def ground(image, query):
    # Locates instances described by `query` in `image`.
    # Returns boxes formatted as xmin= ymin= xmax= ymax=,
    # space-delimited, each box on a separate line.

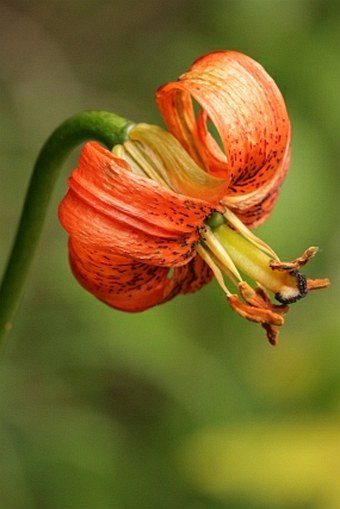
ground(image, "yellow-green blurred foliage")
xmin=0 ymin=1 xmax=339 ymax=508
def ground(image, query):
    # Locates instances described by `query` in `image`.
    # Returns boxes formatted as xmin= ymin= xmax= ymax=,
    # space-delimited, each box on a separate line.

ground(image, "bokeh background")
xmin=0 ymin=1 xmax=339 ymax=508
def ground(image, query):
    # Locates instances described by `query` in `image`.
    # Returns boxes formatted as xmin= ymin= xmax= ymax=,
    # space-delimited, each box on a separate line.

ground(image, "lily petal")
xmin=59 ymin=142 xmax=214 ymax=267
xmin=68 ymin=239 xmax=212 ymax=311
xmin=224 ymin=137 xmax=291 ymax=227
xmin=175 ymin=254 xmax=214 ymax=295
xmin=156 ymin=50 xmax=291 ymax=215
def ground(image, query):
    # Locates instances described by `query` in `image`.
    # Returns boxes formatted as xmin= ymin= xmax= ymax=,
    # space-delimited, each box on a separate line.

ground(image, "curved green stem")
xmin=0 ymin=111 xmax=133 ymax=350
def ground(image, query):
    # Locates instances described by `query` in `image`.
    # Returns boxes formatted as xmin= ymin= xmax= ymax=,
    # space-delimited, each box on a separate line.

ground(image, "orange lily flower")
xmin=59 ymin=51 xmax=329 ymax=345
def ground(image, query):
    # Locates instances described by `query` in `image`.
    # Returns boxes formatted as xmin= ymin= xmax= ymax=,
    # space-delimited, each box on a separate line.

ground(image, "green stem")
xmin=0 ymin=111 xmax=132 ymax=350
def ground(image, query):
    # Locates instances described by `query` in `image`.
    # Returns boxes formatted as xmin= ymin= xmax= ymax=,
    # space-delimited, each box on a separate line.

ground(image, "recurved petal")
xmin=60 ymin=186 xmax=198 ymax=267
xmin=68 ymin=240 xmax=212 ymax=311
xmin=59 ymin=142 xmax=214 ymax=267
xmin=173 ymin=254 xmax=214 ymax=295
xmin=227 ymin=188 xmax=280 ymax=229
xmin=224 ymin=136 xmax=290 ymax=228
xmin=71 ymin=142 xmax=213 ymax=236
xmin=68 ymin=239 xmax=177 ymax=311
xmin=156 ymin=50 xmax=291 ymax=197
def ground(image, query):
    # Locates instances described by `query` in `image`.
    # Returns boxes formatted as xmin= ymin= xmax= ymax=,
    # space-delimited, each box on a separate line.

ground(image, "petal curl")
xmin=68 ymin=240 xmax=212 ymax=311
xmin=174 ymin=254 xmax=214 ymax=295
xmin=225 ymin=138 xmax=290 ymax=227
xmin=156 ymin=50 xmax=291 ymax=204
xmin=59 ymin=142 xmax=214 ymax=267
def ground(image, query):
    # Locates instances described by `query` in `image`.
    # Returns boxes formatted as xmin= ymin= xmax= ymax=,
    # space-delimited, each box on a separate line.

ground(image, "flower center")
xmin=112 ymin=122 xmax=329 ymax=345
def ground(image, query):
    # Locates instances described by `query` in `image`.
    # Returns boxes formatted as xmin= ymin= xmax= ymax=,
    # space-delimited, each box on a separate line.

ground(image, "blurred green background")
xmin=0 ymin=1 xmax=339 ymax=508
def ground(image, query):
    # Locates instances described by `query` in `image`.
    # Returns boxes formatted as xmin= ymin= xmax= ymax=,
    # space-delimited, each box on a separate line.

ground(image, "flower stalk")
xmin=0 ymin=111 xmax=132 ymax=350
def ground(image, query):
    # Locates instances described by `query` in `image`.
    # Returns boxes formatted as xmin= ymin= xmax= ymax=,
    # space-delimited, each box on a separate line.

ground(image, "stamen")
xmin=195 ymin=244 xmax=231 ymax=296
xmin=113 ymin=142 xmax=173 ymax=189
xmin=199 ymin=210 xmax=329 ymax=344
xmin=269 ymin=246 xmax=318 ymax=271
xmin=307 ymin=278 xmax=330 ymax=291
xmin=212 ymin=222 xmax=299 ymax=297
xmin=223 ymin=208 xmax=279 ymax=260
xmin=201 ymin=227 xmax=243 ymax=282
xmin=197 ymin=240 xmax=240 ymax=288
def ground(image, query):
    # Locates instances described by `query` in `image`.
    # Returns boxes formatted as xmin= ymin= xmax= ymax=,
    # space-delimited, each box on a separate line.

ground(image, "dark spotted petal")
xmin=156 ymin=50 xmax=291 ymax=227
xmin=68 ymin=240 xmax=212 ymax=311
xmin=59 ymin=142 xmax=214 ymax=267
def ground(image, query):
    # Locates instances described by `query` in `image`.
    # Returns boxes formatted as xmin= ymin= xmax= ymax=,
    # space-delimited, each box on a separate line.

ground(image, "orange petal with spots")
xmin=68 ymin=239 xmax=212 ymax=311
xmin=175 ymin=254 xmax=214 ymax=295
xmin=156 ymin=50 xmax=291 ymax=225
xmin=224 ymin=136 xmax=290 ymax=227
xmin=59 ymin=142 xmax=214 ymax=267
